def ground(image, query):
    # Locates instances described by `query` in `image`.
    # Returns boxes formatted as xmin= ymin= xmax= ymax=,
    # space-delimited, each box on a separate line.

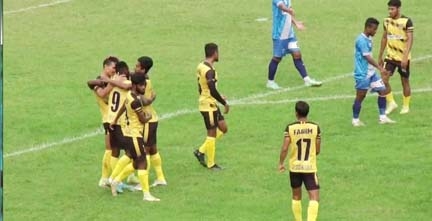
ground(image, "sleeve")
xmin=205 ymin=70 xmax=227 ymax=105
xmin=273 ymin=0 xmax=284 ymax=7
xmin=130 ymin=98 xmax=143 ymax=112
xmin=406 ymin=18 xmax=414 ymax=32
xmin=357 ymin=38 xmax=371 ymax=56
xmin=284 ymin=126 xmax=290 ymax=138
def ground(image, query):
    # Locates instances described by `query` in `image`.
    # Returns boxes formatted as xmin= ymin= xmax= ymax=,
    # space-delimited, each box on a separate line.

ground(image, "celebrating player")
xmin=267 ymin=0 xmax=322 ymax=90
xmin=87 ymin=56 xmax=118 ymax=187
xmin=110 ymin=73 xmax=160 ymax=202
xmin=279 ymin=101 xmax=320 ymax=221
xmin=352 ymin=18 xmax=395 ymax=126
xmin=193 ymin=43 xmax=229 ymax=171
xmin=378 ymin=0 xmax=414 ymax=114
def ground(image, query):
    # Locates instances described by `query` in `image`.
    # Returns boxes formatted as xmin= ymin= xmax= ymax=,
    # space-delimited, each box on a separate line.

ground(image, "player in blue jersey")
xmin=352 ymin=17 xmax=395 ymax=126
xmin=267 ymin=0 xmax=322 ymax=90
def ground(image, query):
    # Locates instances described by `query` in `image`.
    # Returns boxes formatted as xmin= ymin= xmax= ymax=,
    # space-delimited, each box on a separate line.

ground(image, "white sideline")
xmin=4 ymin=55 xmax=432 ymax=158
xmin=4 ymin=0 xmax=72 ymax=15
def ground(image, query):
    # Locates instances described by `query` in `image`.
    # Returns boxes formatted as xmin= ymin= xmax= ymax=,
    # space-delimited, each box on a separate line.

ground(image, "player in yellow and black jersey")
xmin=87 ymin=56 xmax=119 ymax=188
xmin=193 ymin=43 xmax=230 ymax=171
xmin=109 ymin=73 xmax=160 ymax=202
xmin=378 ymin=0 xmax=414 ymax=115
xmin=99 ymin=61 xmax=132 ymax=174
xmin=279 ymin=101 xmax=321 ymax=221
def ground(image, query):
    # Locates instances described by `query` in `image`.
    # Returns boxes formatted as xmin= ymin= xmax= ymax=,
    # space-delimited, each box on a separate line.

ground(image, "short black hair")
xmin=137 ymin=56 xmax=153 ymax=74
xmin=115 ymin=61 xmax=130 ymax=77
xmin=295 ymin=101 xmax=310 ymax=117
xmin=388 ymin=0 xmax=401 ymax=7
xmin=205 ymin=43 xmax=218 ymax=58
xmin=365 ymin=17 xmax=380 ymax=28
xmin=102 ymin=56 xmax=119 ymax=67
xmin=131 ymin=73 xmax=147 ymax=85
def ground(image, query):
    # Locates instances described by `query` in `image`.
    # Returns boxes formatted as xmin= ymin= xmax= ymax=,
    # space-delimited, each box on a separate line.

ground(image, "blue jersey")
xmin=272 ymin=0 xmax=295 ymax=40
xmin=354 ymin=33 xmax=375 ymax=80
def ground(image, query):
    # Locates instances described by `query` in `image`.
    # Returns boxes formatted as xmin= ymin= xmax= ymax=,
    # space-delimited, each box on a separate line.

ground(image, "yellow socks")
xmin=110 ymin=155 xmax=131 ymax=181
xmin=110 ymin=156 xmax=119 ymax=172
xmin=150 ymin=153 xmax=166 ymax=182
xmin=386 ymin=92 xmax=396 ymax=104
xmin=402 ymin=95 xmax=411 ymax=108
xmin=101 ymin=150 xmax=112 ymax=178
xmin=292 ymin=200 xmax=302 ymax=221
xmin=137 ymin=169 xmax=150 ymax=193
xmin=205 ymin=137 xmax=216 ymax=168
xmin=114 ymin=163 xmax=135 ymax=182
xmin=307 ymin=200 xmax=319 ymax=221
xmin=198 ymin=137 xmax=209 ymax=154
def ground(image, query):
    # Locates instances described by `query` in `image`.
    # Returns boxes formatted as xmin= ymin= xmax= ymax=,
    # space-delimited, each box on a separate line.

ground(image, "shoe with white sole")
xmin=352 ymin=119 xmax=365 ymax=127
xmin=379 ymin=116 xmax=396 ymax=124
xmin=266 ymin=81 xmax=281 ymax=90
xmin=151 ymin=180 xmax=167 ymax=187
xmin=143 ymin=192 xmax=160 ymax=202
xmin=400 ymin=106 xmax=409 ymax=114
xmin=98 ymin=178 xmax=110 ymax=188
xmin=385 ymin=102 xmax=398 ymax=115
xmin=304 ymin=78 xmax=322 ymax=87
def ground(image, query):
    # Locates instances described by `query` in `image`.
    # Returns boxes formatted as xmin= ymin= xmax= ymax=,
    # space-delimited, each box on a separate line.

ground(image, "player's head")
xmin=135 ymin=56 xmax=153 ymax=74
xmin=364 ymin=17 xmax=380 ymax=37
xmin=131 ymin=73 xmax=147 ymax=95
xmin=387 ymin=0 xmax=401 ymax=18
xmin=115 ymin=61 xmax=130 ymax=79
xmin=102 ymin=56 xmax=119 ymax=76
xmin=295 ymin=101 xmax=309 ymax=118
xmin=205 ymin=43 xmax=219 ymax=62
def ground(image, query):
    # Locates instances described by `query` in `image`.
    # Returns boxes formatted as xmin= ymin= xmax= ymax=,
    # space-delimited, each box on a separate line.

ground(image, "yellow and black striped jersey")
xmin=384 ymin=15 xmax=414 ymax=61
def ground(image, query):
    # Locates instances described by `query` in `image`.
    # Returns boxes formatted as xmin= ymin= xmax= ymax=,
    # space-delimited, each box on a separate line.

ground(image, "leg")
xmin=288 ymin=38 xmax=321 ymax=87
xmin=99 ymin=123 xmax=112 ymax=187
xmin=383 ymin=61 xmax=398 ymax=114
xmin=267 ymin=57 xmax=282 ymax=89
xmin=290 ymin=172 xmax=303 ymax=221
xmin=352 ymin=89 xmax=367 ymax=126
xmin=147 ymin=126 xmax=167 ymax=187
xmin=195 ymin=111 xmax=218 ymax=168
xmin=400 ymin=67 xmax=411 ymax=114
xmin=305 ymin=173 xmax=320 ymax=221
xmin=216 ymin=108 xmax=228 ymax=139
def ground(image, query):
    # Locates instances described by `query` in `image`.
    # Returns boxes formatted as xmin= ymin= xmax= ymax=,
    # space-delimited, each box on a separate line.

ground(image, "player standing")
xmin=279 ymin=101 xmax=320 ymax=221
xmin=352 ymin=18 xmax=395 ymax=126
xmin=267 ymin=0 xmax=322 ymax=90
xmin=193 ymin=43 xmax=229 ymax=171
xmin=87 ymin=56 xmax=118 ymax=187
xmin=378 ymin=0 xmax=414 ymax=114
xmin=110 ymin=73 xmax=160 ymax=202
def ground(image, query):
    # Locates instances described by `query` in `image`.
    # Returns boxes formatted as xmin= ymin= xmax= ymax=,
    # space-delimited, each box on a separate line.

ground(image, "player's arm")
xmin=402 ymin=20 xmax=414 ymax=69
xmin=365 ymin=54 xmax=386 ymax=74
xmin=87 ymin=79 xmax=104 ymax=90
xmin=378 ymin=26 xmax=388 ymax=66
xmin=131 ymin=99 xmax=152 ymax=123
xmin=316 ymin=126 xmax=321 ymax=155
xmin=279 ymin=130 xmax=291 ymax=172
xmin=276 ymin=1 xmax=305 ymax=30
xmin=101 ymin=75 xmax=131 ymax=90
xmin=206 ymin=70 xmax=230 ymax=114
xmin=109 ymin=103 xmax=126 ymax=129
xmin=94 ymin=83 xmax=113 ymax=98
xmin=139 ymin=92 xmax=156 ymax=106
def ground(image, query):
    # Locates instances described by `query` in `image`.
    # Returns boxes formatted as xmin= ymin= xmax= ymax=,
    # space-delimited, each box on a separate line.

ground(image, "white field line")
xmin=4 ymin=0 xmax=72 ymax=15
xmin=5 ymin=55 xmax=432 ymax=158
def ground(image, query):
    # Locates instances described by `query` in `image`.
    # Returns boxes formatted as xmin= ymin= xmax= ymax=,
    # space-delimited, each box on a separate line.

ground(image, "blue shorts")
xmin=272 ymin=37 xmax=300 ymax=58
xmin=355 ymin=73 xmax=386 ymax=92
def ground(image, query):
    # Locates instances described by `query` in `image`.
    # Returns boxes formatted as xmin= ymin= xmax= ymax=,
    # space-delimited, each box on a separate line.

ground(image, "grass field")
xmin=4 ymin=0 xmax=432 ymax=220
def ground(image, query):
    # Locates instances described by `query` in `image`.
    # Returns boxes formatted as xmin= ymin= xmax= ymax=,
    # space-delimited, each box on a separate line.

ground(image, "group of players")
xmin=88 ymin=56 xmax=167 ymax=202
xmin=87 ymin=0 xmax=414 ymax=220
xmin=272 ymin=0 xmax=414 ymax=221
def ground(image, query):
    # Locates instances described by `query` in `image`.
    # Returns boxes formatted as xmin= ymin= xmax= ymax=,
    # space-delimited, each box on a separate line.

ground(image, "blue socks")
xmin=353 ymin=99 xmax=362 ymax=119
xmin=378 ymin=96 xmax=386 ymax=116
xmin=293 ymin=58 xmax=308 ymax=79
xmin=268 ymin=59 xmax=279 ymax=81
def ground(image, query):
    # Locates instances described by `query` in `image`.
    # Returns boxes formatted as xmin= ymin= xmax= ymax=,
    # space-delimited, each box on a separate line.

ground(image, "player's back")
xmin=107 ymin=74 xmax=131 ymax=126
xmin=285 ymin=121 xmax=320 ymax=173
xmin=196 ymin=61 xmax=218 ymax=110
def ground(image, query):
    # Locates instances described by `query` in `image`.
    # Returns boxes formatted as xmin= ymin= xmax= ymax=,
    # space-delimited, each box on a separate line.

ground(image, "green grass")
xmin=4 ymin=0 xmax=432 ymax=220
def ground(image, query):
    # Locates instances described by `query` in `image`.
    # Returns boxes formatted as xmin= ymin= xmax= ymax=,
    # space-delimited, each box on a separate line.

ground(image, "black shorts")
xmin=123 ymin=136 xmax=146 ymax=159
xmin=384 ymin=59 xmax=410 ymax=78
xmin=103 ymin=123 xmax=110 ymax=135
xmin=108 ymin=125 xmax=126 ymax=149
xmin=200 ymin=108 xmax=225 ymax=130
xmin=290 ymin=172 xmax=320 ymax=191
xmin=143 ymin=122 xmax=158 ymax=147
